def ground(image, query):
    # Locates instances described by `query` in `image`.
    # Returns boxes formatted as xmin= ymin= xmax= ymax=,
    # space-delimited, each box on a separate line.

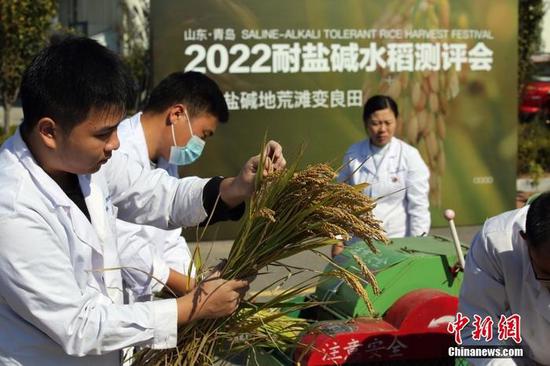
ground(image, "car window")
xmin=532 ymin=61 xmax=550 ymax=82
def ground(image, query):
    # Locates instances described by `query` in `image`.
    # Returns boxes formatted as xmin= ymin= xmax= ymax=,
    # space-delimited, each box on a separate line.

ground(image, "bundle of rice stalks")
xmin=132 ymin=148 xmax=388 ymax=365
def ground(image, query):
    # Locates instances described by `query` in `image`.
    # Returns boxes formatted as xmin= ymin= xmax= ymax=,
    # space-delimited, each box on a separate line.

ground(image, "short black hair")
xmin=144 ymin=71 xmax=229 ymax=123
xmin=362 ymin=95 xmax=399 ymax=122
xmin=525 ymin=191 xmax=550 ymax=249
xmin=20 ymin=36 xmax=136 ymax=133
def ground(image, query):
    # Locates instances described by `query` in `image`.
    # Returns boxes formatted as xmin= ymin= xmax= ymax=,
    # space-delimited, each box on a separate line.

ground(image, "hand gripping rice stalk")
xmin=132 ymin=149 xmax=388 ymax=366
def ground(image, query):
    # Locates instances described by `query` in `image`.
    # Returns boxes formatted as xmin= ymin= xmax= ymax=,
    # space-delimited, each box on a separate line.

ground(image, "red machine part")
xmin=294 ymin=289 xmax=458 ymax=365
xmin=520 ymin=81 xmax=550 ymax=115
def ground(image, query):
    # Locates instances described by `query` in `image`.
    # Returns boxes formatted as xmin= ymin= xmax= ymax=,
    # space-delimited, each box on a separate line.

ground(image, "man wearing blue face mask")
xmin=0 ymin=38 xmax=285 ymax=364
xmin=115 ymin=71 xmax=232 ymax=302
xmin=169 ymin=107 xmax=206 ymax=166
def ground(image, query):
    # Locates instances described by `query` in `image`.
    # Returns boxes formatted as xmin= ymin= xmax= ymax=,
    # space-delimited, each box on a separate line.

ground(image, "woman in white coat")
xmin=333 ymin=95 xmax=430 ymax=256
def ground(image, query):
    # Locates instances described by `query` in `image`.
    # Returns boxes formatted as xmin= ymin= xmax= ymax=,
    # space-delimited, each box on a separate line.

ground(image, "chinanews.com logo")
xmin=448 ymin=346 xmax=523 ymax=358
xmin=446 ymin=312 xmax=524 ymax=358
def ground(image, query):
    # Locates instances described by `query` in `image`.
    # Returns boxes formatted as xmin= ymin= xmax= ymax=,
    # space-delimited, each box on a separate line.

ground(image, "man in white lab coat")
xmin=116 ymin=71 xmax=230 ymax=300
xmin=333 ymin=95 xmax=430 ymax=256
xmin=458 ymin=192 xmax=550 ymax=365
xmin=0 ymin=37 xmax=285 ymax=365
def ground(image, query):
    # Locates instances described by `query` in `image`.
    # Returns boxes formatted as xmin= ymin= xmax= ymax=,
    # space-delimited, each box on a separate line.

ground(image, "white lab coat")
xmin=338 ymin=137 xmax=430 ymax=238
xmin=459 ymin=206 xmax=550 ymax=365
xmin=0 ymin=129 xmax=209 ymax=365
xmin=116 ymin=113 xmax=194 ymax=299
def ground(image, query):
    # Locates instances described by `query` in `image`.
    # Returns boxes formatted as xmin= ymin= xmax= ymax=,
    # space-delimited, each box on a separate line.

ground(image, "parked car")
xmin=520 ymin=58 xmax=550 ymax=124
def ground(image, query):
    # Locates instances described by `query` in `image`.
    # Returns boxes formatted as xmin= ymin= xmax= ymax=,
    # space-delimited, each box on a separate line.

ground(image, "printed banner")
xmin=151 ymin=0 xmax=518 ymax=239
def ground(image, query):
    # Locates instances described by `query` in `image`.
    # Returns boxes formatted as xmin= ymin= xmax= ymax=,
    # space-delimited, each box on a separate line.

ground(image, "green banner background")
xmin=151 ymin=0 xmax=518 ymax=240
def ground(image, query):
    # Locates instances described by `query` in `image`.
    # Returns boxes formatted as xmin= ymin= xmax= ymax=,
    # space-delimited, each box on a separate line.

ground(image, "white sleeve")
xmin=0 ymin=212 xmax=178 ymax=356
xmin=116 ymin=220 xmax=171 ymax=297
xmin=458 ymin=228 xmax=520 ymax=366
xmin=405 ymin=148 xmax=431 ymax=236
xmin=163 ymin=233 xmax=195 ymax=277
xmin=104 ymin=150 xmax=209 ymax=229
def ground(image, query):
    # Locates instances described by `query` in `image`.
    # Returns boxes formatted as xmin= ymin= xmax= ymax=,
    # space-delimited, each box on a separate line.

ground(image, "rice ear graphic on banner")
xmin=152 ymin=0 xmax=518 ymax=233
xmin=362 ymin=0 xmax=461 ymax=207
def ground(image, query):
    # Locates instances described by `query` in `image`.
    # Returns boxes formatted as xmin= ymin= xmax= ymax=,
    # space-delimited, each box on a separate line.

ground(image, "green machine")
xmin=242 ymin=235 xmax=469 ymax=365
xmin=313 ymin=235 xmax=467 ymax=319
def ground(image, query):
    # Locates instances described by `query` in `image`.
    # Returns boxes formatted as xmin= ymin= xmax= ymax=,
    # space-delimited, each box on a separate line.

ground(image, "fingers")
xmin=241 ymin=273 xmax=257 ymax=283
xmin=251 ymin=154 xmax=272 ymax=172
xmin=247 ymin=141 xmax=285 ymax=178
xmin=263 ymin=156 xmax=274 ymax=176
xmin=249 ymin=155 xmax=259 ymax=172
xmin=216 ymin=280 xmax=248 ymax=314
xmin=204 ymin=270 xmax=221 ymax=281
xmin=203 ymin=260 xmax=227 ymax=281
xmin=232 ymin=279 xmax=251 ymax=301
xmin=248 ymin=154 xmax=273 ymax=177
xmin=230 ymin=278 xmax=251 ymax=290
xmin=191 ymin=277 xmax=252 ymax=319
xmin=274 ymin=156 xmax=286 ymax=171
xmin=236 ymin=286 xmax=249 ymax=299
xmin=200 ymin=276 xmax=250 ymax=294
xmin=264 ymin=140 xmax=286 ymax=171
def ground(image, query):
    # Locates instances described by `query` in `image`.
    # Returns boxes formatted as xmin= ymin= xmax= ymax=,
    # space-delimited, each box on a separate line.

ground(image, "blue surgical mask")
xmin=168 ymin=109 xmax=205 ymax=166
